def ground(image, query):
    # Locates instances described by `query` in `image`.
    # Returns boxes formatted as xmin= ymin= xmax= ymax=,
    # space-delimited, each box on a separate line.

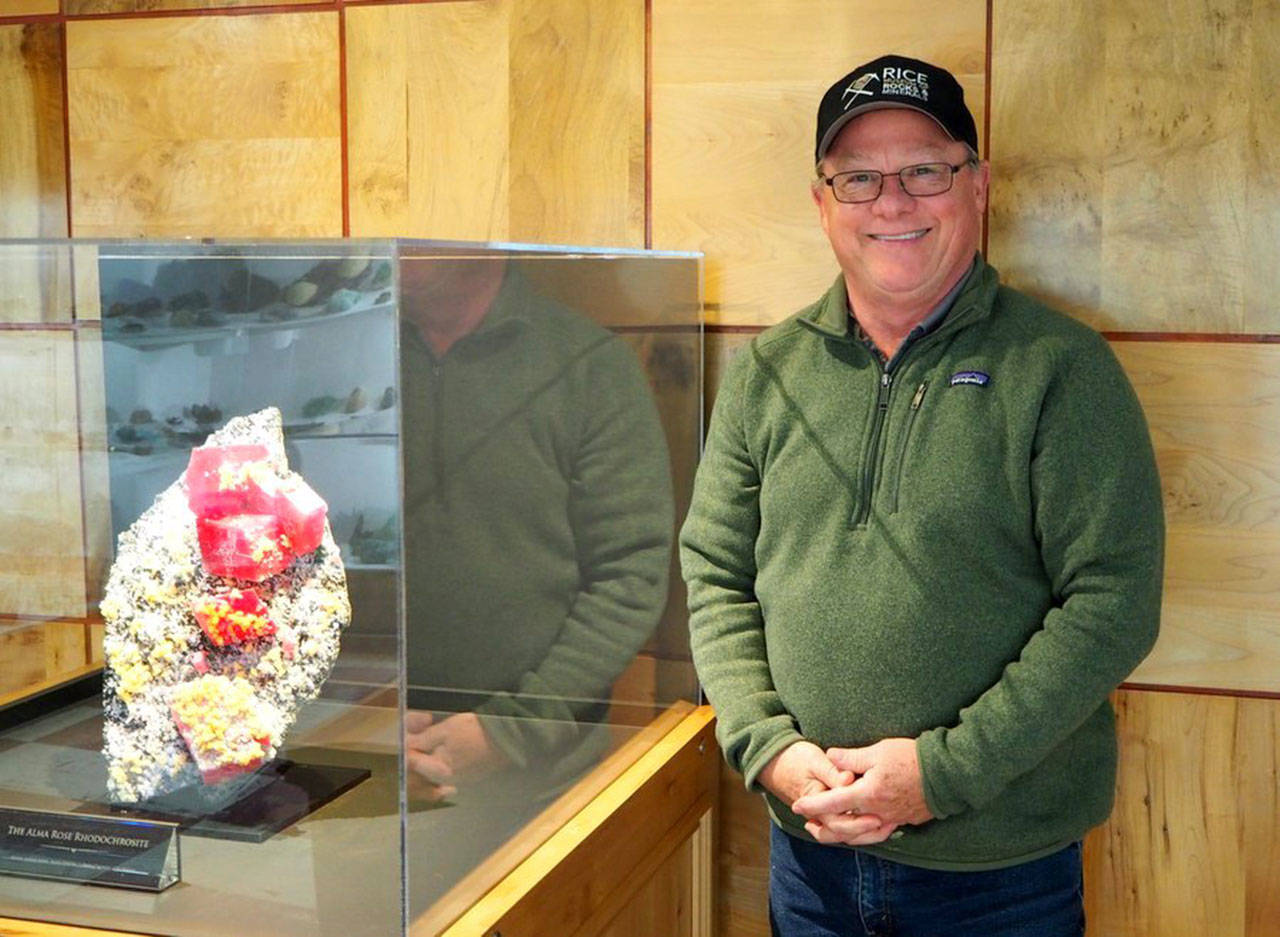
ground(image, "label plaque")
xmin=0 ymin=806 xmax=180 ymax=892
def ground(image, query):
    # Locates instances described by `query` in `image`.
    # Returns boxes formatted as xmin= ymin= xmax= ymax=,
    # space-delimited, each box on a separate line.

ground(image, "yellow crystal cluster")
xmin=170 ymin=674 xmax=274 ymax=772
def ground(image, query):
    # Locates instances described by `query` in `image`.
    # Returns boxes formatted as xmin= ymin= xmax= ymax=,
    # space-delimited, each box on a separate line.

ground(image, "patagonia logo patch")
xmin=949 ymin=370 xmax=990 ymax=387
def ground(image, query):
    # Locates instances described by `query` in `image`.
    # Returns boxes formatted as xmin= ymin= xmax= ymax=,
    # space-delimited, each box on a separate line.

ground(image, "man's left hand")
xmin=790 ymin=738 xmax=934 ymax=833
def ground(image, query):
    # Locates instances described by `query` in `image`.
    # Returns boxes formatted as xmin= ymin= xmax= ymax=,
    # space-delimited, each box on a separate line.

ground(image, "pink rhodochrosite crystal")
xmin=273 ymin=476 xmax=328 ymax=555
xmin=195 ymin=513 xmax=292 ymax=580
xmin=185 ymin=444 xmax=271 ymax=518
xmin=185 ymin=441 xmax=330 ymax=579
xmin=100 ymin=408 xmax=352 ymax=803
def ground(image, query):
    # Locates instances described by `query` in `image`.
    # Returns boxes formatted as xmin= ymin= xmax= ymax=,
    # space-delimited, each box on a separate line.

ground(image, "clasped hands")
xmin=404 ymin=710 xmax=509 ymax=802
xmin=759 ymin=737 xmax=933 ymax=846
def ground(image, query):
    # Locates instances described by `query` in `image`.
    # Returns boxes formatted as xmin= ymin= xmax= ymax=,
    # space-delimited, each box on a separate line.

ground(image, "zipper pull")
xmin=911 ymin=381 xmax=928 ymax=410
xmin=878 ymin=372 xmax=893 ymax=409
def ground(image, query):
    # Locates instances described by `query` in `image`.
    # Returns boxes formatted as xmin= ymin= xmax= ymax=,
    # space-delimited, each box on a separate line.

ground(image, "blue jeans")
xmin=769 ymin=825 xmax=1085 ymax=937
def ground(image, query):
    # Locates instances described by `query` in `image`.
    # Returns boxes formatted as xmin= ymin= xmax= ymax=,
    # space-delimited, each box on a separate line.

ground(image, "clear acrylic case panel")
xmin=0 ymin=238 xmax=703 ymax=936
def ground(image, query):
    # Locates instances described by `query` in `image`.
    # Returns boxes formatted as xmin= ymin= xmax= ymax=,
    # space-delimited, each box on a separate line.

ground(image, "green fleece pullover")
xmin=402 ymin=268 xmax=673 ymax=788
xmin=680 ymin=258 xmax=1164 ymax=870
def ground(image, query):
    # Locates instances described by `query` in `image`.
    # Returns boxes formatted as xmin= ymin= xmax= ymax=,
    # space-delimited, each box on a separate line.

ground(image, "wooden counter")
xmin=0 ymin=704 xmax=717 ymax=937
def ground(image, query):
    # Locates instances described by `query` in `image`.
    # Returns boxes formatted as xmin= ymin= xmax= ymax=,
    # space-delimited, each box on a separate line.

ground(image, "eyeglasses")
xmin=818 ymin=160 xmax=973 ymax=204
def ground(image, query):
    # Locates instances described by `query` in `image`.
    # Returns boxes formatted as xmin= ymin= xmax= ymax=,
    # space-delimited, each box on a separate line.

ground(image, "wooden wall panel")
xmin=596 ymin=836 xmax=693 ymax=937
xmin=347 ymin=0 xmax=510 ymax=241
xmin=348 ymin=0 xmax=644 ymax=247
xmin=66 ymin=13 xmax=342 ymax=237
xmin=716 ymin=762 xmax=770 ymax=937
xmin=1115 ymin=342 xmax=1280 ymax=693
xmin=74 ymin=327 xmax=111 ymax=610
xmin=67 ymin=0 xmax=315 ymax=16
xmin=0 ymin=332 xmax=85 ymax=619
xmin=651 ymin=0 xmax=987 ymax=326
xmin=0 ymin=24 xmax=65 ymax=238
xmin=0 ymin=0 xmax=57 ymax=17
xmin=1084 ymin=690 xmax=1279 ymax=937
xmin=0 ymin=24 xmax=69 ymax=324
xmin=507 ymin=0 xmax=644 ymax=247
xmin=988 ymin=0 xmax=1280 ymax=333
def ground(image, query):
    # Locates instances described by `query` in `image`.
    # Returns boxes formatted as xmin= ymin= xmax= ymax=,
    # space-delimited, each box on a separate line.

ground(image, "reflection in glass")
xmin=0 ymin=239 xmax=702 ymax=937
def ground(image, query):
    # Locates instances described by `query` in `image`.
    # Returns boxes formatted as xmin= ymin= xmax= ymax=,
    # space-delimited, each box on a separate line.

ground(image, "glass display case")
xmin=0 ymin=238 xmax=703 ymax=936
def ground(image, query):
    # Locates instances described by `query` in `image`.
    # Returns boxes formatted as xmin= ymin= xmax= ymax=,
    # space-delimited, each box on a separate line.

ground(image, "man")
xmin=398 ymin=253 xmax=674 ymax=908
xmin=680 ymin=54 xmax=1164 ymax=936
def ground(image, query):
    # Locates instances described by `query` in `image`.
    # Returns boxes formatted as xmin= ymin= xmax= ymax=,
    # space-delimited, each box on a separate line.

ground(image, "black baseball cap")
xmin=815 ymin=54 xmax=979 ymax=163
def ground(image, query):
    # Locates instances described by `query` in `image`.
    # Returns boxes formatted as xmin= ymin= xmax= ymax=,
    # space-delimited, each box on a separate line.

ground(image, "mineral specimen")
xmin=101 ymin=407 xmax=351 ymax=803
xmin=191 ymin=588 xmax=277 ymax=647
xmin=171 ymin=674 xmax=276 ymax=785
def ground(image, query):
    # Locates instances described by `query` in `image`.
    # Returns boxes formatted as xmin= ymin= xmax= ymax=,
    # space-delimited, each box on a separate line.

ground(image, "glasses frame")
xmin=818 ymin=159 xmax=975 ymax=204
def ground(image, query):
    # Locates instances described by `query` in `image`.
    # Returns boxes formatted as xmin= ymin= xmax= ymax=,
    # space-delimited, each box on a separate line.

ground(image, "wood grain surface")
xmin=0 ymin=331 xmax=86 ymax=618
xmin=0 ymin=0 xmax=58 ymax=17
xmin=348 ymin=0 xmax=644 ymax=247
xmin=66 ymin=13 xmax=342 ymax=237
xmin=0 ymin=620 xmax=91 ymax=703
xmin=988 ymin=0 xmax=1280 ymax=333
xmin=1084 ymin=690 xmax=1279 ymax=936
xmin=1116 ymin=341 xmax=1280 ymax=693
xmin=506 ymin=0 xmax=644 ymax=247
xmin=0 ymin=25 xmax=65 ymax=237
xmin=596 ymin=836 xmax=694 ymax=937
xmin=651 ymin=0 xmax=987 ymax=325
xmin=74 ymin=326 xmax=111 ymax=610
xmin=0 ymin=25 xmax=69 ymax=323
xmin=716 ymin=760 xmax=771 ymax=937
xmin=67 ymin=0 xmax=317 ymax=15
xmin=347 ymin=0 xmax=510 ymax=240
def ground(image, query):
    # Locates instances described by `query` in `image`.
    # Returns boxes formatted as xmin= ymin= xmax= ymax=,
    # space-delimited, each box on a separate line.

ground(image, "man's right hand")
xmin=757 ymin=740 xmax=899 ymax=846
xmin=757 ymin=740 xmax=854 ymax=803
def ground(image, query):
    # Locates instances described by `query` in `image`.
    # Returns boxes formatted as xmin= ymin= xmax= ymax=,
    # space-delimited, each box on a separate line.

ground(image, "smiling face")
xmin=814 ymin=108 xmax=988 ymax=323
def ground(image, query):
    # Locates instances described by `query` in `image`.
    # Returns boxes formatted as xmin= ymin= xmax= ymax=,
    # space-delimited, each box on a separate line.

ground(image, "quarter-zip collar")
xmin=799 ymin=253 xmax=1000 ymax=346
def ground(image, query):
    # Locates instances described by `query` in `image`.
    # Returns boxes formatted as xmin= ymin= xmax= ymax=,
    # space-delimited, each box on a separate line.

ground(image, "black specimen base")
xmin=85 ymin=759 xmax=370 ymax=843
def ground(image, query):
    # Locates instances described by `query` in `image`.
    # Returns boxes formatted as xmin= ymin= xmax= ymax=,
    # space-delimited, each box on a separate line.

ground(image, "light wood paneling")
xmin=651 ymin=0 xmax=987 ymax=326
xmin=348 ymin=0 xmax=644 ymax=247
xmin=0 ymin=242 xmax=73 ymax=324
xmin=716 ymin=757 xmax=770 ymax=937
xmin=507 ymin=0 xmax=644 ymax=247
xmin=66 ymin=13 xmax=342 ymax=237
xmin=988 ymin=0 xmax=1280 ymax=332
xmin=0 ymin=25 xmax=65 ymax=237
xmin=71 ymin=243 xmax=101 ymax=321
xmin=74 ymin=326 xmax=111 ymax=609
xmin=0 ymin=0 xmax=57 ymax=18
xmin=596 ymin=836 xmax=693 ymax=937
xmin=0 ymin=621 xmax=90 ymax=703
xmin=67 ymin=0 xmax=317 ymax=15
xmin=1084 ymin=690 xmax=1279 ymax=937
xmin=0 ymin=331 xmax=86 ymax=619
xmin=347 ymin=0 xmax=510 ymax=241
xmin=0 ymin=24 xmax=69 ymax=324
xmin=1116 ymin=342 xmax=1280 ymax=693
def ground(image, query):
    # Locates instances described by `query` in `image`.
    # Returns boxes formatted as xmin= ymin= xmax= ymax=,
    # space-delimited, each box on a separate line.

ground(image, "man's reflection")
xmin=398 ymin=255 xmax=674 ymax=896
